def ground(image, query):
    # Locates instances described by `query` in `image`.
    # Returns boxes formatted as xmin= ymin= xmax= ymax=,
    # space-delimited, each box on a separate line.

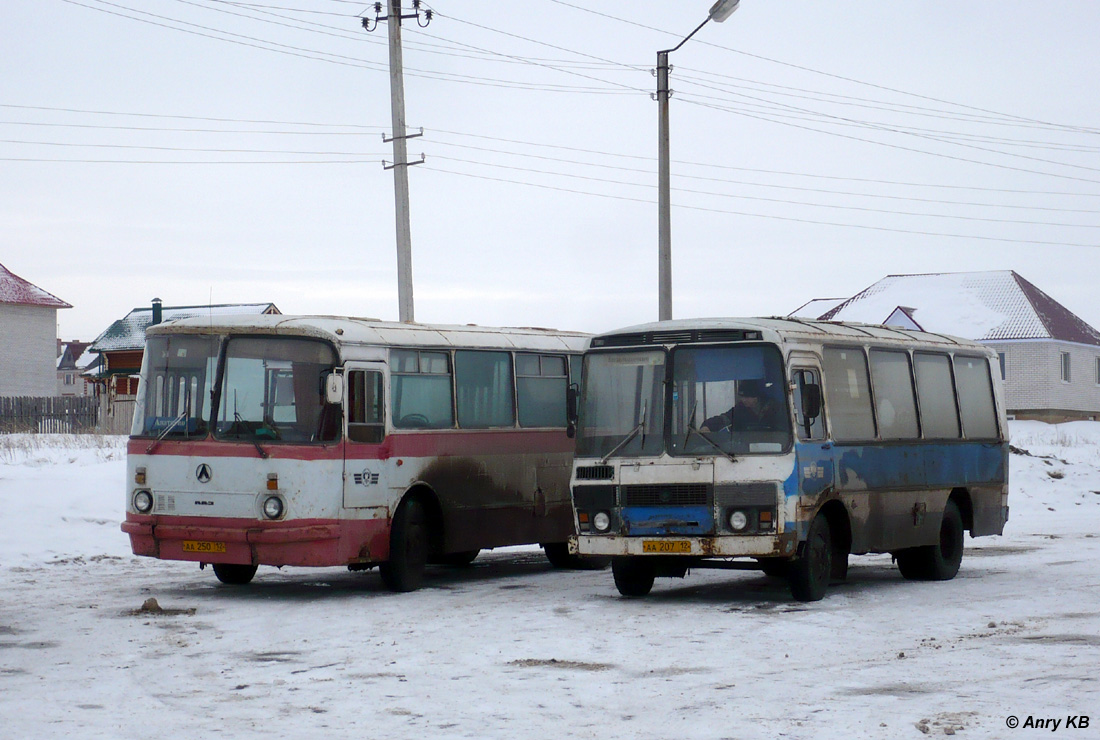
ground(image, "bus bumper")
xmin=570 ymin=533 xmax=796 ymax=558
xmin=122 ymin=513 xmax=390 ymax=567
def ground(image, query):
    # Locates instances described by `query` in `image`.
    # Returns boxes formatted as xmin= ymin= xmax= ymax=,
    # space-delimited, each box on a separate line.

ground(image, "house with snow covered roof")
xmin=790 ymin=271 xmax=1100 ymax=422
xmin=0 ymin=263 xmax=71 ymax=397
xmin=87 ymin=299 xmax=281 ymax=400
xmin=56 ymin=341 xmax=93 ymax=397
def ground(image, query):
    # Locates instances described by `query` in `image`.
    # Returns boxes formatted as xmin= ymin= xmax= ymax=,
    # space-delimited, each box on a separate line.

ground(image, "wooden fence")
xmin=0 ymin=396 xmax=102 ymax=434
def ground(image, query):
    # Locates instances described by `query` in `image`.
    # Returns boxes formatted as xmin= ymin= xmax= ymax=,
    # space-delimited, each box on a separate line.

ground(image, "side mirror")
xmin=566 ymin=384 xmax=578 ymax=439
xmin=801 ymin=383 xmax=822 ymax=420
xmin=325 ymin=373 xmax=344 ymax=405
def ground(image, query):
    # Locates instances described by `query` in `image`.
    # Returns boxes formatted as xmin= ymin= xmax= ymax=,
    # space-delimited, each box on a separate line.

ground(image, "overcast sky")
xmin=4 ymin=1 xmax=1100 ymax=342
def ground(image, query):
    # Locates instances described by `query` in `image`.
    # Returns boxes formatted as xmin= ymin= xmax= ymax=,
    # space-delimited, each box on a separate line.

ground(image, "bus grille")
xmin=621 ymin=484 xmax=710 ymax=507
xmin=575 ymin=465 xmax=615 ymax=481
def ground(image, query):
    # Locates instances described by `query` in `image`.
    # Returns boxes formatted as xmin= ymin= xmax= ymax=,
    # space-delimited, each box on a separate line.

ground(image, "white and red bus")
xmin=121 ymin=315 xmax=590 ymax=590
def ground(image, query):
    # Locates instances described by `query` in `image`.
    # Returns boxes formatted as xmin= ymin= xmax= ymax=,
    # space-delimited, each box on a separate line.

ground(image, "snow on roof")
xmin=75 ymin=348 xmax=98 ymax=369
xmin=0 ymin=262 xmax=71 ymax=309
xmin=818 ymin=271 xmax=1100 ymax=346
xmin=89 ymin=303 xmax=280 ymax=352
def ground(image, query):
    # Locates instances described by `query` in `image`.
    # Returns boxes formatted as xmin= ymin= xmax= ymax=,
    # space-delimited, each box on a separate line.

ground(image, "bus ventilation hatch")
xmin=592 ymin=329 xmax=762 ymax=347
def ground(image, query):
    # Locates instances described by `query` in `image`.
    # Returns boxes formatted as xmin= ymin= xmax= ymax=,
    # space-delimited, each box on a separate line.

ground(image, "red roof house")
xmin=0 ymin=263 xmax=72 ymax=397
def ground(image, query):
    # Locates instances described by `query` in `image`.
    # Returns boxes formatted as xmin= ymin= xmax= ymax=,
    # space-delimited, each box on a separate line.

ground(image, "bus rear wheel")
xmin=212 ymin=563 xmax=257 ymax=585
xmin=380 ymin=499 xmax=429 ymax=592
xmin=896 ymin=499 xmax=964 ymax=581
xmin=612 ymin=557 xmax=656 ymax=597
xmin=788 ymin=513 xmax=832 ymax=602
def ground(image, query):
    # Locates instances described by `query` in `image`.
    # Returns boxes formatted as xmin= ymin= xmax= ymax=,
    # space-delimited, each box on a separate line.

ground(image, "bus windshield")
xmin=576 ymin=344 xmax=791 ymax=458
xmin=133 ymin=334 xmax=219 ymax=438
xmin=576 ymin=350 xmax=666 ymax=458
xmin=215 ymin=337 xmax=339 ymax=443
xmin=670 ymin=345 xmax=790 ymax=455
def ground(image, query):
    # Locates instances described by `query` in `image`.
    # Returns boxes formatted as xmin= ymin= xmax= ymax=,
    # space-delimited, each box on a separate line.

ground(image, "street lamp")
xmin=657 ymin=0 xmax=740 ymax=321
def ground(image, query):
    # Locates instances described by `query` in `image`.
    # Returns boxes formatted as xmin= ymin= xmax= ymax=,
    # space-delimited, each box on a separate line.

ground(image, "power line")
xmin=544 ymin=0 xmax=1100 ymax=135
xmin=7 ymin=103 xmax=1099 ymax=198
xmin=428 ymin=154 xmax=1100 ymax=229
xmin=680 ymin=96 xmax=1100 ymax=186
xmin=421 ymin=165 xmax=1100 ymax=250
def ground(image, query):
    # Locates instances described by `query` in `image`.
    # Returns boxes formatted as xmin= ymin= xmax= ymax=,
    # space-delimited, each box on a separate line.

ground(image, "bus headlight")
xmin=728 ymin=510 xmax=749 ymax=532
xmin=593 ymin=511 xmax=611 ymax=533
xmin=133 ymin=490 xmax=153 ymax=514
xmin=262 ymin=496 xmax=285 ymax=520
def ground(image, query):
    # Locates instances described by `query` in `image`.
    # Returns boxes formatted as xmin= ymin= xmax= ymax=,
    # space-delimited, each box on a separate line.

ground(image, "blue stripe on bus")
xmin=620 ymin=505 xmax=714 ymax=536
xmin=834 ymin=442 xmax=1006 ymax=491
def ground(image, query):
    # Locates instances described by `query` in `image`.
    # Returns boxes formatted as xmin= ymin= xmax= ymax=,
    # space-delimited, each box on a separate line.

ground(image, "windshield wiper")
xmin=234 ymin=411 xmax=269 ymax=459
xmin=683 ymin=421 xmax=737 ymax=462
xmin=681 ymin=400 xmax=736 ymax=462
xmin=601 ymin=400 xmax=647 ymax=464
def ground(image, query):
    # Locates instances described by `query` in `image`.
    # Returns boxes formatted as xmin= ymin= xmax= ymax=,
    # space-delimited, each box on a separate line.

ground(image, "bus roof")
xmin=589 ymin=317 xmax=993 ymax=353
xmin=146 ymin=314 xmax=590 ymax=353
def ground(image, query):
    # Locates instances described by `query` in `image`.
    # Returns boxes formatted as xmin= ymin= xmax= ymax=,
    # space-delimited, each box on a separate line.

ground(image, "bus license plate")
xmin=642 ymin=540 xmax=692 ymax=554
xmin=182 ymin=540 xmax=227 ymax=554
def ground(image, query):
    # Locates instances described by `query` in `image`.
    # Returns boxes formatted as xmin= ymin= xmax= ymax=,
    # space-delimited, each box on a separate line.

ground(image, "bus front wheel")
xmin=896 ymin=499 xmax=964 ymax=581
xmin=212 ymin=563 xmax=257 ymax=585
xmin=788 ymin=513 xmax=832 ymax=602
xmin=612 ymin=557 xmax=656 ymax=597
xmin=380 ymin=499 xmax=429 ymax=592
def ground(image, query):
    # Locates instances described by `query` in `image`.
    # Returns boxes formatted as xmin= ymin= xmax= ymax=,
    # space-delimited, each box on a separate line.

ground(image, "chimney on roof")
xmin=151 ymin=297 xmax=163 ymax=326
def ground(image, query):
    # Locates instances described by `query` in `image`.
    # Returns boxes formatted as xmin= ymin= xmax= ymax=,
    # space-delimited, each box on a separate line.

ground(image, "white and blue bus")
xmin=568 ymin=318 xmax=1009 ymax=601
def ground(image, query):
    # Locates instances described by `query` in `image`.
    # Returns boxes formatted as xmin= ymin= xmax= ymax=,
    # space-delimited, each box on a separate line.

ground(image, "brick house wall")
xmin=986 ymin=340 xmax=1100 ymax=422
xmin=0 ymin=304 xmax=60 ymax=397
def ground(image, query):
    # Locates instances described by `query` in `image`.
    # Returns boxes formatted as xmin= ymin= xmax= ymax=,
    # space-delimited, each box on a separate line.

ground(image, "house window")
xmin=1095 ymin=357 xmax=1100 ymax=386
xmin=998 ymin=353 xmax=1006 ymax=380
xmin=1060 ymin=352 xmax=1071 ymax=383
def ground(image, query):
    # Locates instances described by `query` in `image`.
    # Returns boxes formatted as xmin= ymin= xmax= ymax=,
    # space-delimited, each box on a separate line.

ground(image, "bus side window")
xmin=391 ymin=349 xmax=454 ymax=429
xmin=822 ymin=347 xmax=876 ymax=441
xmin=793 ymin=368 xmax=825 ymax=441
xmin=869 ymin=350 xmax=919 ymax=439
xmin=953 ymin=355 xmax=999 ymax=439
xmin=348 ymin=370 xmax=385 ymax=444
xmin=914 ymin=353 xmax=961 ymax=439
xmin=517 ymin=353 xmax=568 ymax=428
xmin=455 ymin=350 xmax=515 ymax=428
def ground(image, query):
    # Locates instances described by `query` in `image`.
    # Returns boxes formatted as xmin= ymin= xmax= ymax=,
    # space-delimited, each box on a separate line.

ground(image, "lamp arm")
xmin=658 ymin=16 xmax=711 ymax=56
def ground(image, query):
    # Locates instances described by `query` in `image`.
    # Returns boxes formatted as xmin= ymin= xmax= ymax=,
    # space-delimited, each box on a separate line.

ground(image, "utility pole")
xmin=655 ymin=0 xmax=740 ymax=322
xmin=363 ymin=1 xmax=431 ymax=324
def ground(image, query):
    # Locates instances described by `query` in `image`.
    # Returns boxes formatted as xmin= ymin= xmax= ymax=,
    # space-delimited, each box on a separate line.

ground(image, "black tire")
xmin=612 ymin=557 xmax=656 ymax=597
xmin=438 ymin=549 xmax=479 ymax=567
xmin=543 ymin=542 xmax=573 ymax=568
xmin=380 ymin=499 xmax=429 ymax=592
xmin=896 ymin=499 xmax=964 ymax=581
xmin=757 ymin=558 xmax=791 ymax=579
xmin=788 ymin=513 xmax=832 ymax=602
xmin=212 ymin=563 xmax=257 ymax=585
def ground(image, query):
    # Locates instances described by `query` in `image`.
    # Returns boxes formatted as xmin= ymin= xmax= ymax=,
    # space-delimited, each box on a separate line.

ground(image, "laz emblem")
xmin=354 ymin=469 xmax=380 ymax=486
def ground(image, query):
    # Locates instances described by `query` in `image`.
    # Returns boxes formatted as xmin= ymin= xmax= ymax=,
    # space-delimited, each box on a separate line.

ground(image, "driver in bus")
xmin=701 ymin=378 xmax=784 ymax=433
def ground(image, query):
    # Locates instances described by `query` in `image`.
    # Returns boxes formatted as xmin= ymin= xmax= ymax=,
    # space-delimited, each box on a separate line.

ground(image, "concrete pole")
xmin=388 ymin=0 xmax=415 ymax=323
xmin=657 ymin=50 xmax=672 ymax=322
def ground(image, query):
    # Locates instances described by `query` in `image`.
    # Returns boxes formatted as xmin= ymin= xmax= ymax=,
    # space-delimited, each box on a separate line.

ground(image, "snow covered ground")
xmin=1 ymin=422 xmax=1098 ymax=739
